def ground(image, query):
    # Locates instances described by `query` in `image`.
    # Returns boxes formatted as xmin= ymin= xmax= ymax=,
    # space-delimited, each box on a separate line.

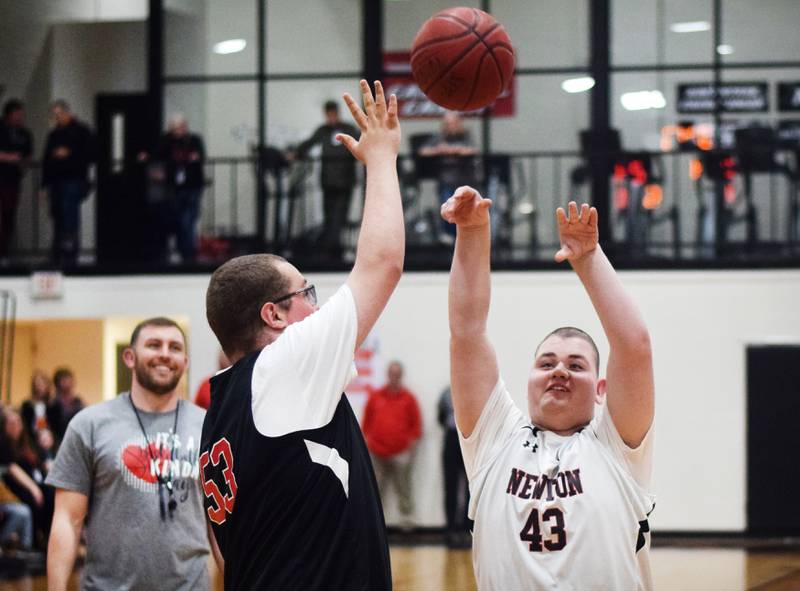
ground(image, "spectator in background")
xmin=1 ymin=408 xmax=51 ymax=549
xmin=154 ymin=114 xmax=206 ymax=262
xmin=193 ymin=350 xmax=230 ymax=410
xmin=0 ymin=99 xmax=33 ymax=259
xmin=47 ymin=317 xmax=212 ymax=590
xmin=362 ymin=361 xmax=422 ymax=528
xmin=292 ymin=100 xmax=359 ymax=260
xmin=437 ymin=386 xmax=471 ymax=547
xmin=418 ymin=112 xmax=477 ymax=239
xmin=49 ymin=367 xmax=84 ymax=443
xmin=21 ymin=370 xmax=56 ymax=440
xmin=41 ymin=100 xmax=94 ymax=264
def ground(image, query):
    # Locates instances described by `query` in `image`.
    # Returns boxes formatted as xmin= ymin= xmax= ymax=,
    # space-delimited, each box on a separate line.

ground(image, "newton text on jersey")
xmin=505 ymin=468 xmax=583 ymax=501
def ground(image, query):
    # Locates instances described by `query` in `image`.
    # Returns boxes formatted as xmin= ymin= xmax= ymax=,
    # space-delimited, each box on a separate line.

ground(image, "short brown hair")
xmin=130 ymin=317 xmax=186 ymax=347
xmin=206 ymin=254 xmax=290 ymax=357
xmin=535 ymin=327 xmax=600 ymax=373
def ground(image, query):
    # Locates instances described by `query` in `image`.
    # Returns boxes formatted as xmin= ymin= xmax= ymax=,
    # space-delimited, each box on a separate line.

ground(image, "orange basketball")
xmin=410 ymin=7 xmax=515 ymax=112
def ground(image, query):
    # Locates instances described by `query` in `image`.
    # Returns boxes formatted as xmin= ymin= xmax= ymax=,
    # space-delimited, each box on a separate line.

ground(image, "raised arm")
xmin=555 ymin=202 xmax=654 ymax=447
xmin=339 ymin=80 xmax=404 ymax=348
xmin=442 ymin=187 xmax=499 ymax=437
xmin=48 ymin=489 xmax=88 ymax=591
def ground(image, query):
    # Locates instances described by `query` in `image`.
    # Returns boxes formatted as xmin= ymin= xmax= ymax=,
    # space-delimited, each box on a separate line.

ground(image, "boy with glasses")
xmin=201 ymin=80 xmax=403 ymax=590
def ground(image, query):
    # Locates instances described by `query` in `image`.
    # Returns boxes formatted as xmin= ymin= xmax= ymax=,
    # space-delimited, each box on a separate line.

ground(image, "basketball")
xmin=410 ymin=7 xmax=515 ymax=112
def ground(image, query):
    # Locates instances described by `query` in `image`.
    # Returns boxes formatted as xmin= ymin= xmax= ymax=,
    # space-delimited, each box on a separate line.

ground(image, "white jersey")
xmin=460 ymin=378 xmax=655 ymax=591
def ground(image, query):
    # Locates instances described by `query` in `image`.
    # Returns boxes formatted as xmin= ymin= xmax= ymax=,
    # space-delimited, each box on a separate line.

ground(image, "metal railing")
xmin=4 ymin=149 xmax=800 ymax=270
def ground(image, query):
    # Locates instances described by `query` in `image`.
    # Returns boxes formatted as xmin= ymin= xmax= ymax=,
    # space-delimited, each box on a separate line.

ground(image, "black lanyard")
xmin=128 ymin=393 xmax=180 ymax=520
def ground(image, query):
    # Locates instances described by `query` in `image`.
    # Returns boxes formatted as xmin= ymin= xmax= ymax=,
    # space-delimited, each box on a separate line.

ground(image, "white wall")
xmin=1 ymin=268 xmax=798 ymax=530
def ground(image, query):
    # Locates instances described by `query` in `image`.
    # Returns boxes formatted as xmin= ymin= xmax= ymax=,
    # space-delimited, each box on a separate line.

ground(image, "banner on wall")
xmin=778 ymin=82 xmax=800 ymax=112
xmin=383 ymin=51 xmax=515 ymax=118
xmin=345 ymin=329 xmax=382 ymax=423
xmin=676 ymin=82 xmax=769 ymax=114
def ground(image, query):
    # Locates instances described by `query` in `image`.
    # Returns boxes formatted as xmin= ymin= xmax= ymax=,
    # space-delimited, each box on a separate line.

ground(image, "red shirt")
xmin=194 ymin=377 xmax=211 ymax=410
xmin=362 ymin=386 xmax=422 ymax=457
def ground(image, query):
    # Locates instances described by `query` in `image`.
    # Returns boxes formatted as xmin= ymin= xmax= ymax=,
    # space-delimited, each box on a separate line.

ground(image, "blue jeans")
xmin=49 ymin=179 xmax=89 ymax=259
xmin=0 ymin=502 xmax=33 ymax=549
xmin=173 ymin=187 xmax=202 ymax=260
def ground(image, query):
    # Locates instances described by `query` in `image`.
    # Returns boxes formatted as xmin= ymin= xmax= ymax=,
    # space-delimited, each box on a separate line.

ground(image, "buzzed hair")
xmin=130 ymin=317 xmax=186 ymax=347
xmin=206 ymin=254 xmax=290 ymax=357
xmin=324 ymin=100 xmax=338 ymax=113
xmin=535 ymin=326 xmax=600 ymax=373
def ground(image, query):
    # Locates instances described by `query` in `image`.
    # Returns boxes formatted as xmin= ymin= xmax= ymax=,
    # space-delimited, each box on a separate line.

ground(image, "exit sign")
xmin=30 ymin=272 xmax=64 ymax=299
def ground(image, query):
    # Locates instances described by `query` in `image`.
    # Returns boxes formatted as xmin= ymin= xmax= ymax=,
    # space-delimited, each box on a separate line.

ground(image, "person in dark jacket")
xmin=41 ymin=100 xmax=94 ymax=263
xmin=293 ymin=101 xmax=359 ymax=259
xmin=155 ymin=114 xmax=206 ymax=262
xmin=0 ymin=99 xmax=33 ymax=258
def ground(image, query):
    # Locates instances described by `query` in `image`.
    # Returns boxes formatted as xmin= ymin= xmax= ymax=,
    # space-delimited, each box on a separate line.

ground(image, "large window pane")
xmin=267 ymin=0 xmax=361 ymax=74
xmin=493 ymin=0 xmax=587 ymax=69
xmin=721 ymin=0 xmax=800 ymax=63
xmin=492 ymin=74 xmax=588 ymax=153
xmin=383 ymin=0 xmax=480 ymax=53
xmin=165 ymin=0 xmax=257 ymax=76
xmin=164 ymin=82 xmax=258 ymax=237
xmin=613 ymin=0 xmax=714 ymax=66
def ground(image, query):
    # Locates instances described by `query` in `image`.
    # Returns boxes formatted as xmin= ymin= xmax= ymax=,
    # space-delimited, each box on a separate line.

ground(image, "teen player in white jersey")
xmin=442 ymin=187 xmax=655 ymax=590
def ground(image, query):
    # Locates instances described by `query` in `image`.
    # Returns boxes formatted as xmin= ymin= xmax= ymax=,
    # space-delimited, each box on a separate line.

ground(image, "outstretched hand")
xmin=440 ymin=186 xmax=492 ymax=229
xmin=555 ymin=202 xmax=599 ymax=263
xmin=337 ymin=80 xmax=400 ymax=165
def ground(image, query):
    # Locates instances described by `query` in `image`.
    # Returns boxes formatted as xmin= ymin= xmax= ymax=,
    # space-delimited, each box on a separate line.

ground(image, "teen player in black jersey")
xmin=201 ymin=80 xmax=402 ymax=590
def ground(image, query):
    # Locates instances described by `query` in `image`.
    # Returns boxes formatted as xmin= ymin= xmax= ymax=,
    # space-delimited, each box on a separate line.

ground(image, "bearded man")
xmin=46 ymin=317 xmax=216 ymax=591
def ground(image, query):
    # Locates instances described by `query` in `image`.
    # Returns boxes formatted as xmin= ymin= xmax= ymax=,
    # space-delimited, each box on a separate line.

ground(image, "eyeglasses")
xmin=272 ymin=284 xmax=317 ymax=306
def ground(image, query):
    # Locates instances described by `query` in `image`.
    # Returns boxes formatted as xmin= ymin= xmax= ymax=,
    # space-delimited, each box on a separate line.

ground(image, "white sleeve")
xmin=458 ymin=378 xmax=525 ymax=480
xmin=593 ymin=404 xmax=654 ymax=490
xmin=251 ymin=284 xmax=358 ymax=437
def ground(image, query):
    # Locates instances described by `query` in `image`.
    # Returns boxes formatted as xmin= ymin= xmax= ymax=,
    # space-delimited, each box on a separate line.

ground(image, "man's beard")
xmin=134 ymin=362 xmax=182 ymax=396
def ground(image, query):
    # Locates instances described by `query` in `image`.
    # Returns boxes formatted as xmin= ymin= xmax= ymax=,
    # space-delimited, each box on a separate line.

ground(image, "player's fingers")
xmin=554 ymin=246 xmax=571 ymax=263
xmin=336 ymin=134 xmax=359 ymax=157
xmin=386 ymin=94 xmax=399 ymax=128
xmin=343 ymin=93 xmax=368 ymax=130
xmin=440 ymin=201 xmax=455 ymax=222
xmin=589 ymin=206 xmax=598 ymax=227
xmin=360 ymin=79 xmax=376 ymax=118
xmin=373 ymin=80 xmax=386 ymax=118
xmin=479 ymin=199 xmax=493 ymax=211
xmin=579 ymin=203 xmax=590 ymax=224
xmin=568 ymin=201 xmax=579 ymax=221
xmin=453 ymin=185 xmax=478 ymax=201
xmin=556 ymin=207 xmax=568 ymax=225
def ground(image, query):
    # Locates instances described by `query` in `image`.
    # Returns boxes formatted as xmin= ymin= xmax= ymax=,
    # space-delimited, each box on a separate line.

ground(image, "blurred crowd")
xmin=0 ymin=367 xmax=84 ymax=561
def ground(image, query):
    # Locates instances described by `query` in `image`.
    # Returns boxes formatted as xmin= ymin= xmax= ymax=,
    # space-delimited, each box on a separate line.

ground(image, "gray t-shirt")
xmin=46 ymin=393 xmax=210 ymax=591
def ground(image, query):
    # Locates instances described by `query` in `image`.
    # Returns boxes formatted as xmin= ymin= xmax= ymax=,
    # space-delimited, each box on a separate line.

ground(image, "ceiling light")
xmin=561 ymin=77 xmax=595 ymax=93
xmin=716 ymin=44 xmax=734 ymax=55
xmin=621 ymin=90 xmax=666 ymax=111
xmin=669 ymin=21 xmax=711 ymax=33
xmin=213 ymin=39 xmax=247 ymax=55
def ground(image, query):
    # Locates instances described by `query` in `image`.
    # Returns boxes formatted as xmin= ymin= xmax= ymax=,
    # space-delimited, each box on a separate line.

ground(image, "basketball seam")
xmin=470 ymin=8 xmax=509 ymax=90
xmin=419 ymin=36 xmax=486 ymax=96
xmin=412 ymin=28 xmax=475 ymax=53
xmin=462 ymin=50 xmax=491 ymax=110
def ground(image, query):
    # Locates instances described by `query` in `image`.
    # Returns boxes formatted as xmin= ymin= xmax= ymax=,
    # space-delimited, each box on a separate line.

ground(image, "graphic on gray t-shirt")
xmin=47 ymin=393 xmax=210 ymax=591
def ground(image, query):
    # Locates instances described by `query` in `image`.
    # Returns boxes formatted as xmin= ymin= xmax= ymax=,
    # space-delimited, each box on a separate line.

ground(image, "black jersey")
xmin=200 ymin=286 xmax=391 ymax=590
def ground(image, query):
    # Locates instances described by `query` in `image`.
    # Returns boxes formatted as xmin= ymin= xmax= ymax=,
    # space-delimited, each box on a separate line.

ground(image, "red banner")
xmin=383 ymin=51 xmax=515 ymax=119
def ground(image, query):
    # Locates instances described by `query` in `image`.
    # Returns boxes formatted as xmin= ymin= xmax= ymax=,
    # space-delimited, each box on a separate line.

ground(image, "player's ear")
xmin=260 ymin=301 xmax=288 ymax=330
xmin=122 ymin=347 xmax=136 ymax=370
xmin=595 ymin=378 xmax=607 ymax=404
